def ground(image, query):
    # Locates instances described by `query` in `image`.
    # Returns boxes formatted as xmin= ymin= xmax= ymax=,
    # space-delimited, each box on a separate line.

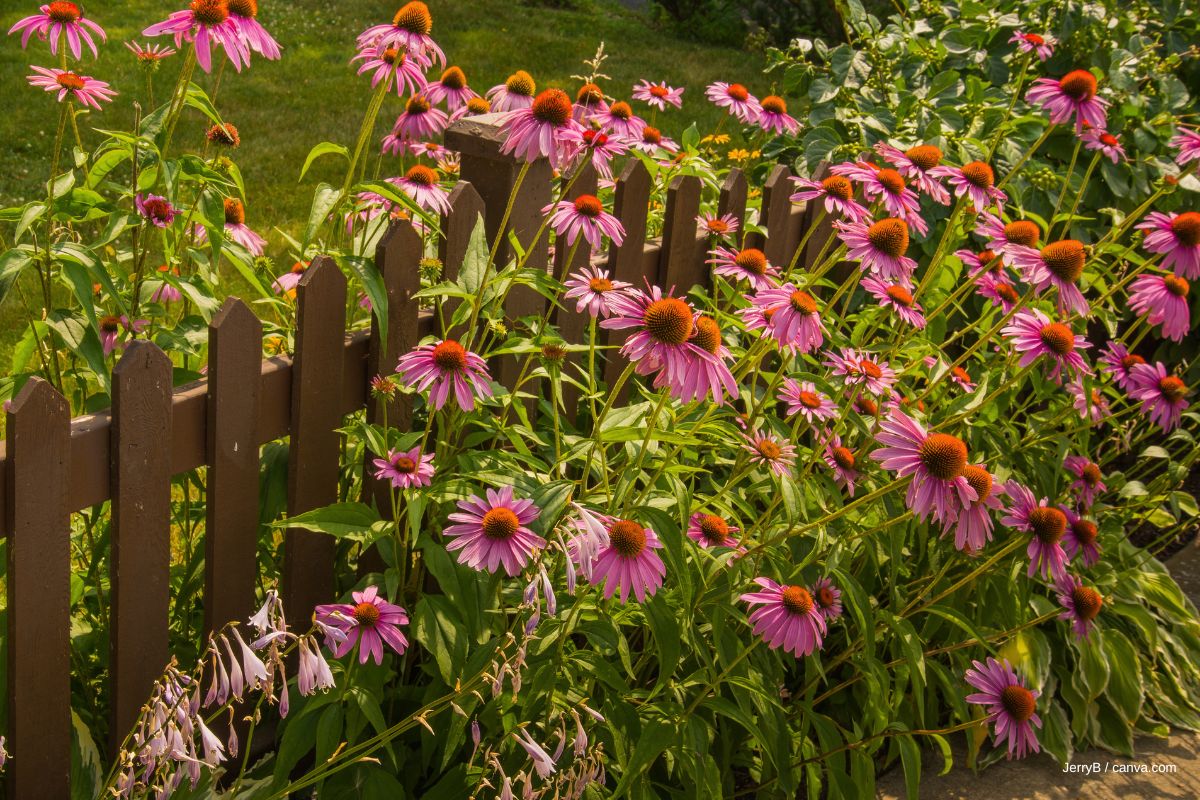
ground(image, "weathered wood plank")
xmin=109 ymin=340 xmax=173 ymax=753
xmin=5 ymin=378 xmax=71 ymax=798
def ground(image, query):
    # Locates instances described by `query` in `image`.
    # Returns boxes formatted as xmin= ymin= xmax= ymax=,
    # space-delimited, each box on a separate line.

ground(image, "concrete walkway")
xmin=878 ymin=540 xmax=1200 ymax=798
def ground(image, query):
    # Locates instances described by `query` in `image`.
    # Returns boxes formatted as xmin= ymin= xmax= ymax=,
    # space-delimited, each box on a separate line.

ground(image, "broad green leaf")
xmin=300 ymin=141 xmax=350 ymax=181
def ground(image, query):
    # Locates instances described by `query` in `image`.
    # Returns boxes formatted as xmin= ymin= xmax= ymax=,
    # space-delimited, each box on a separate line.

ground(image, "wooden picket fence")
xmin=0 ymin=115 xmax=819 ymax=797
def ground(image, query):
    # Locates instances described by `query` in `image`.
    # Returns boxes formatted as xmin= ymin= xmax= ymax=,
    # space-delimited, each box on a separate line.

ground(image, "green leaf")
xmin=303 ymin=183 xmax=344 ymax=250
xmin=0 ymin=249 xmax=34 ymax=307
xmin=273 ymin=502 xmax=382 ymax=538
xmin=183 ymin=83 xmax=226 ymax=127
xmin=897 ymin=733 xmax=921 ymax=800
xmin=314 ymin=703 xmax=344 ymax=767
xmin=456 ymin=214 xmax=490 ymax=295
xmin=612 ymin=718 xmax=676 ymax=798
xmin=643 ymin=595 xmax=681 ymax=697
xmin=300 ymin=142 xmax=350 ymax=181
xmin=1103 ymin=629 xmax=1144 ymax=723
xmin=339 ymin=254 xmax=388 ymax=345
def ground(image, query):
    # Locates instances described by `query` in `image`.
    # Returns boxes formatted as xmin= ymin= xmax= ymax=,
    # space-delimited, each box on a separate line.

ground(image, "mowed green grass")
xmin=0 ymin=0 xmax=766 ymax=242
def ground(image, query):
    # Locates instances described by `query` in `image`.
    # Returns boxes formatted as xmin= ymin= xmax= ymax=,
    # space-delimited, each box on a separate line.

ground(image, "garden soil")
xmin=877 ymin=540 xmax=1200 ymax=799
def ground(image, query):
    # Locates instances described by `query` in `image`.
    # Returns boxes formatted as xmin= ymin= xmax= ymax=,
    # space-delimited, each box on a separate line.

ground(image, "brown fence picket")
xmin=370 ymin=220 xmax=423 ymax=432
xmin=438 ymin=181 xmax=485 ymax=337
xmin=659 ymin=174 xmax=703 ymax=292
xmin=605 ymin=159 xmax=653 ymax=286
xmin=282 ymin=256 xmax=347 ymax=621
xmin=205 ymin=298 xmax=262 ymax=638
xmin=109 ymin=340 xmax=173 ymax=753
xmin=802 ymin=162 xmax=837 ymax=275
xmin=5 ymin=378 xmax=71 ymax=798
xmin=718 ymin=167 xmax=749 ymax=247
xmin=755 ymin=164 xmax=799 ymax=270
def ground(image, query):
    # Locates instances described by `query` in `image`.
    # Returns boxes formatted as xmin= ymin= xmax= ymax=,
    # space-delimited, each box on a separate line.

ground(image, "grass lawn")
xmin=0 ymin=0 xmax=766 ymax=372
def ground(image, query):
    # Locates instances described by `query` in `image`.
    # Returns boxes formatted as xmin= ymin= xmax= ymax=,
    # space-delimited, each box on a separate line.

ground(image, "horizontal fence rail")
xmin=0 ymin=118 xmax=816 ymax=797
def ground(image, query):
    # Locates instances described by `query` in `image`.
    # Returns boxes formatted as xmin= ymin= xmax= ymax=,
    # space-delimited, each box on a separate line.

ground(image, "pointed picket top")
xmin=606 ymin=158 xmax=653 ymax=284
xmin=718 ymin=167 xmax=749 ymax=246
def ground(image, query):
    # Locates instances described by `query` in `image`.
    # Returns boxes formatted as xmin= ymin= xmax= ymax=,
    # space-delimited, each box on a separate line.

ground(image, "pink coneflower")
xmin=407 ymin=140 xmax=449 ymax=161
xmin=709 ymin=246 xmax=780 ymax=291
xmin=778 ymin=379 xmax=836 ymax=422
xmin=835 ymin=218 xmax=918 ymax=281
xmin=632 ymin=79 xmax=683 ymax=111
xmin=1129 ymin=362 xmax=1190 ymax=432
xmin=740 ymin=577 xmax=827 ymax=658
xmin=589 ymin=517 xmax=666 ymax=603
xmin=832 ymin=163 xmax=927 ymax=234
xmin=126 ymin=40 xmax=176 ymax=64
xmin=227 ymin=0 xmax=279 ymax=60
xmin=1135 ymin=211 xmax=1200 ymax=279
xmin=742 ymin=431 xmax=797 ymax=478
xmin=1008 ymin=240 xmax=1090 ymax=315
xmin=136 ymin=193 xmax=178 ymax=228
xmin=964 ymin=657 xmax=1042 ymax=759
xmin=546 ymin=194 xmax=625 ymax=250
xmin=1063 ymin=455 xmax=1105 ymax=508
xmin=1130 ymin=273 xmax=1190 ymax=342
xmin=10 ymin=2 xmax=106 ymax=58
xmin=500 ymin=88 xmax=585 ymax=170
xmin=823 ymin=435 xmax=860 ymax=496
xmin=929 ymin=161 xmax=1007 ymax=211
xmin=26 ymin=66 xmax=115 ymax=109
xmin=372 ymin=447 xmax=435 ymax=489
xmin=386 ymin=95 xmax=449 ymax=146
xmin=396 ymin=339 xmax=493 ymax=412
xmin=1003 ymin=309 xmax=1091 ymax=381
xmin=632 ymin=126 xmax=678 ymax=155
xmin=1069 ymin=378 xmax=1111 ymax=423
xmin=1099 ymin=341 xmax=1146 ymax=392
xmin=811 ymin=577 xmax=843 ymax=621
xmin=705 ymin=81 xmax=761 ymax=122
xmin=747 ymin=284 xmax=826 ymax=353
xmin=1009 ymin=31 xmax=1055 ymax=61
xmin=686 ymin=512 xmax=741 ymax=550
xmin=601 ymin=286 xmax=711 ymax=389
xmin=144 ymin=1 xmax=249 ymax=73
xmin=1061 ymin=507 xmax=1102 ymax=567
xmin=975 ymin=272 xmax=1022 ymax=312
xmin=150 ymin=265 xmax=182 ymax=303
xmin=871 ymin=409 xmax=976 ymax=524
xmin=272 ymin=261 xmax=307 ymax=295
xmin=670 ymin=314 xmax=739 ymax=405
xmin=353 ymin=45 xmax=427 ymax=97
xmin=827 ymin=348 xmax=898 ymax=397
xmin=488 ymin=70 xmax=536 ymax=112
xmin=1001 ymin=481 xmax=1069 ymax=580
xmin=564 ymin=265 xmax=633 ymax=318
xmin=425 ymin=65 xmax=477 ymax=110
xmin=1026 ymin=69 xmax=1109 ymax=133
xmin=443 ymin=487 xmax=543 ymax=576
xmin=219 ymin=198 xmax=266 ymax=255
xmin=757 ymin=95 xmax=799 ymax=136
xmin=564 ymin=268 xmax=633 ymax=319
xmin=874 ymin=142 xmax=950 ymax=204
xmin=356 ymin=1 xmax=444 ymax=67
xmin=697 ymin=212 xmax=740 ymax=241
xmin=944 ymin=464 xmax=1004 ymax=554
xmin=388 ymin=165 xmax=451 ymax=214
xmin=1079 ymin=125 xmax=1126 ymax=163
xmin=592 ymin=100 xmax=646 ymax=141
xmin=1056 ymin=573 xmax=1103 ymax=640
xmin=789 ymin=174 xmax=870 ymax=222
xmin=98 ymin=314 xmax=147 ymax=356
xmin=1170 ymin=128 xmax=1200 ymax=166
xmin=576 ymin=128 xmax=627 ymax=180
xmin=862 ymin=276 xmax=926 ymax=328
xmin=314 ymin=585 xmax=408 ymax=665
xmin=956 ymin=248 xmax=1003 ymax=277
xmin=975 ymin=212 xmax=1042 ymax=259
